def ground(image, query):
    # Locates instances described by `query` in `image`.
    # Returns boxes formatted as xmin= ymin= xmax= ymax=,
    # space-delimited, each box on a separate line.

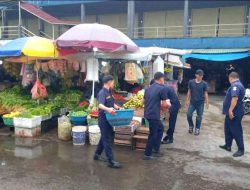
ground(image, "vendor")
xmin=93 ymin=75 xmax=122 ymax=169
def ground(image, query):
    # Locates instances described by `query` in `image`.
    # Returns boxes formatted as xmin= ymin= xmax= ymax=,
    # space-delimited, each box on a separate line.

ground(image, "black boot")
xmin=162 ymin=138 xmax=173 ymax=144
xmin=219 ymin=145 xmax=231 ymax=152
xmin=233 ymin=150 xmax=244 ymax=157
xmin=93 ymin=154 xmax=107 ymax=162
xmin=108 ymin=160 xmax=122 ymax=168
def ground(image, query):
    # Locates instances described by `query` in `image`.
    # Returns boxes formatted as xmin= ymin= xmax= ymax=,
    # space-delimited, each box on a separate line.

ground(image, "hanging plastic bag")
xmin=31 ymin=80 xmax=48 ymax=100
xmin=80 ymin=61 xmax=87 ymax=73
xmin=125 ymin=62 xmax=137 ymax=82
xmin=153 ymin=56 xmax=164 ymax=74
xmin=136 ymin=64 xmax=144 ymax=84
xmin=85 ymin=58 xmax=99 ymax=81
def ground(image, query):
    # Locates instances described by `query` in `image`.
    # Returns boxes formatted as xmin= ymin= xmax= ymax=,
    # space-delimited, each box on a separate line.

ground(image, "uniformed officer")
xmin=220 ymin=72 xmax=245 ymax=157
xmin=93 ymin=75 xmax=122 ymax=168
xmin=149 ymin=80 xmax=180 ymax=144
xmin=162 ymin=85 xmax=180 ymax=144
xmin=144 ymin=72 xmax=170 ymax=160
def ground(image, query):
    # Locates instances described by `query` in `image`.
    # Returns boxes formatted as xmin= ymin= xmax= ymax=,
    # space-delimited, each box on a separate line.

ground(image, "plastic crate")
xmin=3 ymin=117 xmax=13 ymax=126
xmin=15 ymin=125 xmax=41 ymax=137
xmin=70 ymin=116 xmax=87 ymax=126
xmin=105 ymin=109 xmax=134 ymax=127
xmin=14 ymin=116 xmax=42 ymax=128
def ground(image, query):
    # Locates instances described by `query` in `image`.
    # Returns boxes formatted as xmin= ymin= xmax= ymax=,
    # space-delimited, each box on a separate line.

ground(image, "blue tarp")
xmin=182 ymin=52 xmax=250 ymax=62
xmin=0 ymin=37 xmax=28 ymax=57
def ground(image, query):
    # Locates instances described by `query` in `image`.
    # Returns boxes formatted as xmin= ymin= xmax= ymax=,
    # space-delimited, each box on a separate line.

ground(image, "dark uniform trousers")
xmin=224 ymin=115 xmax=244 ymax=151
xmin=95 ymin=114 xmax=114 ymax=161
xmin=167 ymin=108 xmax=179 ymax=139
xmin=145 ymin=119 xmax=164 ymax=156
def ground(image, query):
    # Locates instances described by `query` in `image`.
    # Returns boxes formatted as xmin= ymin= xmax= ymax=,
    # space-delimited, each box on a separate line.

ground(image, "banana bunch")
xmin=3 ymin=111 xmax=20 ymax=118
xmin=123 ymin=90 xmax=144 ymax=109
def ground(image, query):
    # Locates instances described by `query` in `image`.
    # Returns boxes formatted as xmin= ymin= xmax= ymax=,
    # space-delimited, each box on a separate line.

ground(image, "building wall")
xmin=3 ymin=5 xmax=248 ymax=39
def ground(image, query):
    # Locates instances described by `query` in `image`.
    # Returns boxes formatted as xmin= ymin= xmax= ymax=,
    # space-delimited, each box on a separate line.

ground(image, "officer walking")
xmin=93 ymin=75 xmax=122 ymax=168
xmin=220 ymin=72 xmax=245 ymax=157
xmin=150 ymin=80 xmax=180 ymax=144
xmin=144 ymin=72 xmax=170 ymax=160
xmin=186 ymin=69 xmax=209 ymax=135
xmin=162 ymin=85 xmax=180 ymax=144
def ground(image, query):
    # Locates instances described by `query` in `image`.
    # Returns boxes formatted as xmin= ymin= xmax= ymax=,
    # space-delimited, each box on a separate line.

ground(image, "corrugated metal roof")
xmin=191 ymin=48 xmax=250 ymax=54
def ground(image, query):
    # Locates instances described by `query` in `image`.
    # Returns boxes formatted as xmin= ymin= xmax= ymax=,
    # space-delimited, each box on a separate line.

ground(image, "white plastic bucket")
xmin=88 ymin=125 xmax=101 ymax=145
xmin=72 ymin=126 xmax=87 ymax=145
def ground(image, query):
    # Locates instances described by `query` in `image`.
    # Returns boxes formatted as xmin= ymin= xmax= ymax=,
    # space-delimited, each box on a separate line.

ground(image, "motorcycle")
xmin=243 ymin=89 xmax=250 ymax=115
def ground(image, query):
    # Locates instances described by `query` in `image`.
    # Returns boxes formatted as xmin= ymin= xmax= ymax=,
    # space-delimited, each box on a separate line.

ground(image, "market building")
xmin=1 ymin=0 xmax=250 ymax=92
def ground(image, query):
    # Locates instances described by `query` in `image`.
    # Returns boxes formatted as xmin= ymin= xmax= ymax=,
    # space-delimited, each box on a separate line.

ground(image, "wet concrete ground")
xmin=0 ymin=95 xmax=250 ymax=190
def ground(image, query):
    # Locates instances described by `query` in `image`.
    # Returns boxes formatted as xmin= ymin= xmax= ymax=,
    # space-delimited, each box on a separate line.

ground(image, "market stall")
xmin=0 ymin=24 xmax=191 ymax=151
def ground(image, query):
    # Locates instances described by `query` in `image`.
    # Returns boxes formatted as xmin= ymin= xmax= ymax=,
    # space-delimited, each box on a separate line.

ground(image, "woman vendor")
xmin=93 ymin=75 xmax=122 ymax=169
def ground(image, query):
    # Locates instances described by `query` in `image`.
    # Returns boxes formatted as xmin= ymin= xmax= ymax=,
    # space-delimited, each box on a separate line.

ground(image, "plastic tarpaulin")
xmin=182 ymin=52 xmax=250 ymax=62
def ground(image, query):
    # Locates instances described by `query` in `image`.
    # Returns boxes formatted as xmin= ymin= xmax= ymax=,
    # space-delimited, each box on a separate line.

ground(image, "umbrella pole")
xmin=90 ymin=57 xmax=95 ymax=105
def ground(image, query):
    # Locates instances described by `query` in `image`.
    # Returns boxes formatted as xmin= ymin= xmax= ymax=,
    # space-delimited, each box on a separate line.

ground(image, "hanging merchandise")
xmin=41 ymin=61 xmax=49 ymax=73
xmin=21 ymin=63 xmax=35 ymax=87
xmin=101 ymin=62 xmax=111 ymax=75
xmin=178 ymin=69 xmax=184 ymax=84
xmin=34 ymin=61 xmax=41 ymax=72
xmin=31 ymin=79 xmax=48 ymax=100
xmin=85 ymin=58 xmax=99 ymax=82
xmin=48 ymin=60 xmax=59 ymax=74
xmin=125 ymin=62 xmax=137 ymax=82
xmin=80 ymin=61 xmax=86 ymax=73
xmin=136 ymin=64 xmax=144 ymax=84
xmin=153 ymin=56 xmax=164 ymax=74
xmin=73 ymin=60 xmax=80 ymax=71
xmin=67 ymin=60 xmax=73 ymax=71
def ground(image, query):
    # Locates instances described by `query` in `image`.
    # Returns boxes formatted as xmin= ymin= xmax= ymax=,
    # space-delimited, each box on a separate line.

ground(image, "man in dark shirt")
xmin=220 ymin=72 xmax=245 ymax=157
xmin=162 ymin=85 xmax=181 ymax=144
xmin=186 ymin=69 xmax=209 ymax=135
xmin=144 ymin=72 xmax=170 ymax=160
xmin=94 ymin=75 xmax=122 ymax=168
xmin=150 ymin=79 xmax=180 ymax=144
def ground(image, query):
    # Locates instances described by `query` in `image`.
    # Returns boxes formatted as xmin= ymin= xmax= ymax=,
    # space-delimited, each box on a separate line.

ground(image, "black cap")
xmin=196 ymin=69 xmax=204 ymax=76
xmin=102 ymin=75 xmax=114 ymax=84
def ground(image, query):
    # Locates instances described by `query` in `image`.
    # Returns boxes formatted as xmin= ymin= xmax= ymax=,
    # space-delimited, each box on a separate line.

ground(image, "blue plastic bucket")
xmin=72 ymin=126 xmax=87 ymax=145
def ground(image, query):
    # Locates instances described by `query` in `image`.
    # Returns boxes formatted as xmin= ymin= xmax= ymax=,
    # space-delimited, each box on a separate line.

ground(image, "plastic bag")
xmin=31 ymin=80 xmax=48 ymax=100
xmin=136 ymin=64 xmax=144 ymax=84
xmin=125 ymin=62 xmax=137 ymax=81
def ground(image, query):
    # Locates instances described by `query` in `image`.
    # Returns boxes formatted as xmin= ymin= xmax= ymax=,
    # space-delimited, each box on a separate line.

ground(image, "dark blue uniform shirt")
xmin=165 ymin=85 xmax=180 ymax=111
xmin=144 ymin=83 xmax=168 ymax=120
xmin=97 ymin=88 xmax=115 ymax=117
xmin=188 ymin=79 xmax=208 ymax=105
xmin=223 ymin=80 xmax=245 ymax=117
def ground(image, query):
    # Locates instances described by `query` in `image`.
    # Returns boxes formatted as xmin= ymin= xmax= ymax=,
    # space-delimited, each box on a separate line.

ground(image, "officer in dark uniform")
xmin=220 ymin=72 xmax=246 ymax=157
xmin=93 ymin=75 xmax=122 ymax=168
xmin=162 ymin=85 xmax=180 ymax=144
xmin=144 ymin=72 xmax=170 ymax=160
xmin=149 ymin=80 xmax=180 ymax=144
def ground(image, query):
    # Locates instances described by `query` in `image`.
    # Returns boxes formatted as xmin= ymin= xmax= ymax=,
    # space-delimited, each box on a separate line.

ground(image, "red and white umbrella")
xmin=56 ymin=23 xmax=139 ymax=56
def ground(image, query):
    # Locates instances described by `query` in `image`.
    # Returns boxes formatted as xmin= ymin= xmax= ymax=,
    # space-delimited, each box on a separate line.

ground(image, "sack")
xmin=31 ymin=80 xmax=48 ymax=100
xmin=58 ymin=116 xmax=72 ymax=141
xmin=125 ymin=62 xmax=137 ymax=81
